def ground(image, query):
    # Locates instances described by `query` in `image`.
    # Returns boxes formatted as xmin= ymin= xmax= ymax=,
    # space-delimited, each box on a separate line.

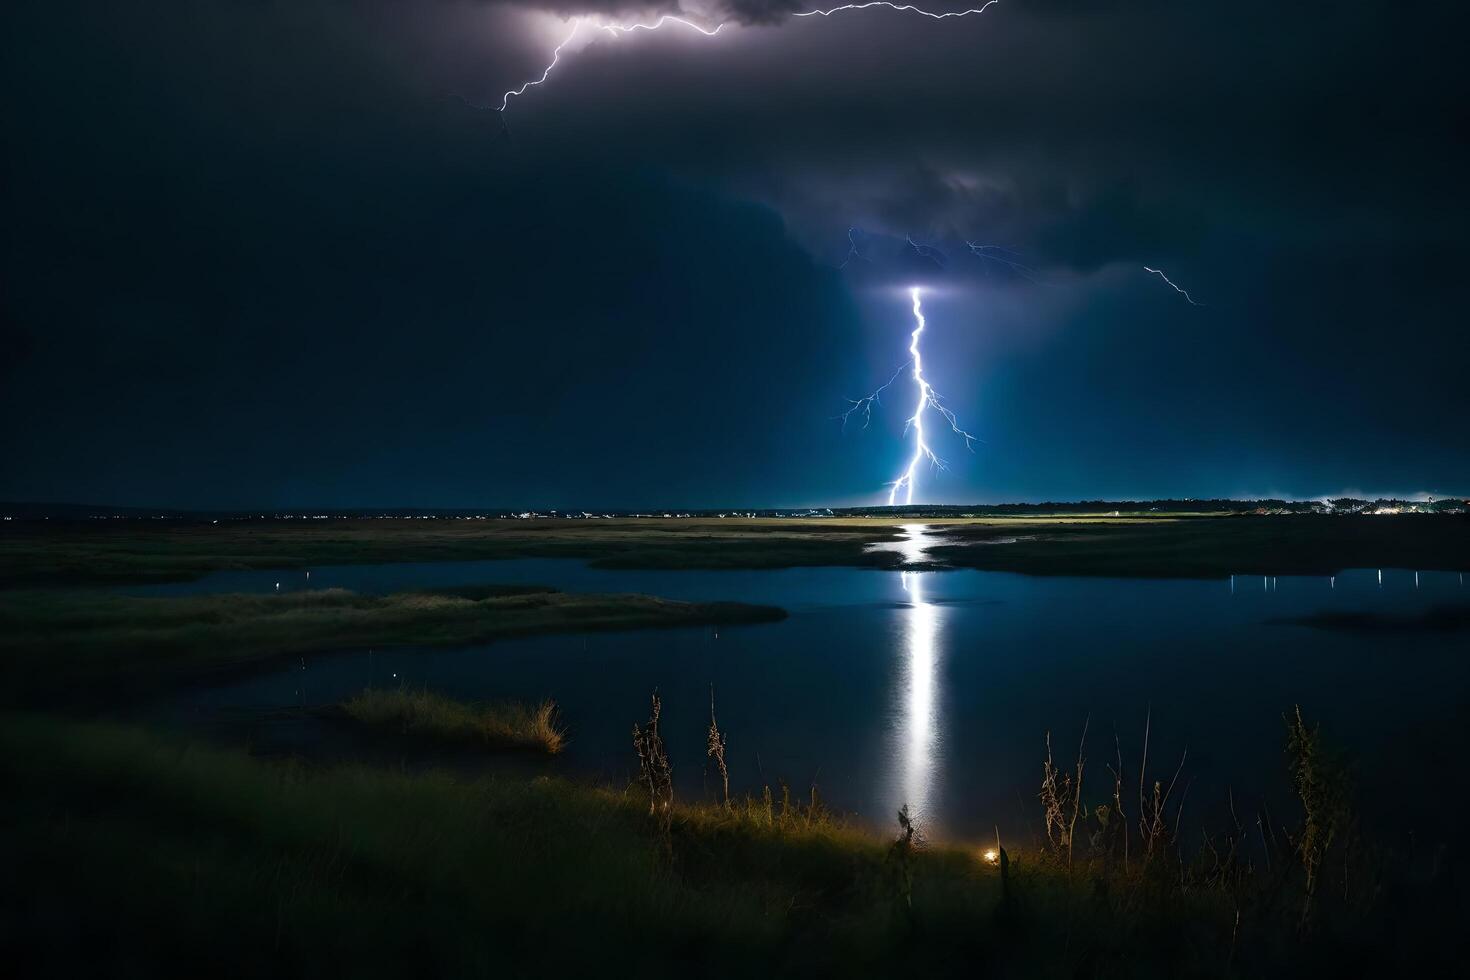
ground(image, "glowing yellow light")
xmin=982 ymin=849 xmax=998 ymax=864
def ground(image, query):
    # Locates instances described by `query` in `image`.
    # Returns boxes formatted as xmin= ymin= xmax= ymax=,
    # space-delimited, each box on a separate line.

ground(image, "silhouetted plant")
xmin=706 ymin=684 xmax=729 ymax=807
xmin=885 ymin=805 xmax=920 ymax=915
xmin=1285 ymin=704 xmax=1352 ymax=929
xmin=1136 ymin=707 xmax=1188 ymax=866
xmin=1105 ymin=732 xmax=1129 ymax=869
xmin=632 ymin=691 xmax=673 ymax=825
xmin=1040 ymin=717 xmax=1088 ymax=867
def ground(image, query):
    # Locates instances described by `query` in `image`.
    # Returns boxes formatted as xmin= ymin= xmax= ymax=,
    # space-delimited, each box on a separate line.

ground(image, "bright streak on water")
xmin=883 ymin=520 xmax=934 ymax=565
xmin=893 ymin=527 xmax=942 ymax=827
xmin=898 ymin=569 xmax=940 ymax=825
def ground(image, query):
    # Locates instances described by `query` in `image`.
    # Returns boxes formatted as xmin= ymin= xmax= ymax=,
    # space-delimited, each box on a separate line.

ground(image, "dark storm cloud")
xmin=3 ymin=0 xmax=1468 ymax=505
xmin=714 ymin=0 xmax=803 ymax=25
xmin=496 ymin=0 xmax=676 ymax=17
xmin=482 ymin=0 xmax=1463 ymax=281
xmin=493 ymin=0 xmax=801 ymax=27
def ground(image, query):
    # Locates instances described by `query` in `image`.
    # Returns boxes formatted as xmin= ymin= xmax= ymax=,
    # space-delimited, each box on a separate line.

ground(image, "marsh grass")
xmin=927 ymin=513 xmax=1470 ymax=578
xmin=340 ymin=688 xmax=566 ymax=754
xmin=1 ymin=707 xmax=1460 ymax=977
xmin=0 ymin=517 xmax=909 ymax=588
xmin=1013 ymin=705 xmax=1461 ymax=975
xmin=8 ymin=514 xmax=1467 ymax=590
xmin=0 ymin=587 xmax=784 ymax=700
xmin=0 ymin=712 xmax=959 ymax=976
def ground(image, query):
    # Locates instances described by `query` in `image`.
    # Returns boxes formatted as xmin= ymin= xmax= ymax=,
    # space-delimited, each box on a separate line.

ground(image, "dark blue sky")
xmin=3 ymin=1 xmax=1466 ymax=508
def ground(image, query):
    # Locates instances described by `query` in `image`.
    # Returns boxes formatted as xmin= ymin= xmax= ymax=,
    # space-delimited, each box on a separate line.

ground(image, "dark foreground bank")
xmin=1 ymin=711 xmax=1459 ymax=978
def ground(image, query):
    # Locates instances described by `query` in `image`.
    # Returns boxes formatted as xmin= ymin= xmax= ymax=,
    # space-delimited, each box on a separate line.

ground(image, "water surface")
xmin=132 ymin=527 xmax=1470 ymax=843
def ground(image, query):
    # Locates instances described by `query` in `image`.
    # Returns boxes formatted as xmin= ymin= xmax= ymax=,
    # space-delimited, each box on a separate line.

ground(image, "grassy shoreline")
xmin=924 ymin=513 xmax=1470 ymax=578
xmin=3 ymin=515 xmax=1467 ymax=589
xmin=2 ymin=711 xmax=1455 ymax=976
xmin=0 ymin=517 xmax=910 ymax=589
xmin=0 ymin=586 xmax=784 ymax=701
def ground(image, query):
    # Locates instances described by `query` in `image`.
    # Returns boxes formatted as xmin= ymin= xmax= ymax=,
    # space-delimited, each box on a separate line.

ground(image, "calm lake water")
xmin=127 ymin=527 xmax=1470 ymax=844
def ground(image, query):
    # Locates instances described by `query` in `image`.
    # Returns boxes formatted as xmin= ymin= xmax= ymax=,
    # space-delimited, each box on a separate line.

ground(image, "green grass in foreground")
xmin=340 ymin=688 xmax=566 ymax=754
xmin=1 ymin=713 xmax=1457 ymax=977
xmin=0 ymin=587 xmax=784 ymax=700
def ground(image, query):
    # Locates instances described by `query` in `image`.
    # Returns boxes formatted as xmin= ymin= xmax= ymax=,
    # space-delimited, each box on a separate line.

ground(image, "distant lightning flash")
xmin=888 ymin=287 xmax=976 ymax=505
xmin=605 ymin=14 xmax=728 ymax=37
xmin=1143 ymin=266 xmax=1203 ymax=306
xmin=838 ymin=358 xmax=909 ymax=429
xmin=794 ymin=1 xmax=1000 ymax=21
xmin=841 ymin=226 xmax=872 ymax=268
xmin=498 ymin=18 xmax=585 ymax=111
xmin=966 ymin=242 xmax=1045 ymax=283
xmin=906 ymin=234 xmax=947 ymax=268
xmin=498 ymin=3 xmax=1000 ymax=112
xmin=500 ymin=17 xmax=729 ymax=111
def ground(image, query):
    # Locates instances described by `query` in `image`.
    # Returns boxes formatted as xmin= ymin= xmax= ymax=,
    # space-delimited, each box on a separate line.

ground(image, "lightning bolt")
xmin=602 ymin=15 xmax=727 ymax=38
xmin=966 ymin=242 xmax=1045 ymax=283
xmin=1143 ymin=266 xmax=1204 ymax=306
xmin=498 ymin=3 xmax=1001 ymax=112
xmin=906 ymin=234 xmax=948 ymax=268
xmin=840 ymin=226 xmax=873 ymax=268
xmin=499 ymin=16 xmax=726 ymax=111
xmin=498 ymin=18 xmax=585 ymax=111
xmin=837 ymin=358 xmax=910 ymax=429
xmin=795 ymin=1 xmax=1001 ymax=21
xmin=888 ymin=287 xmax=976 ymax=505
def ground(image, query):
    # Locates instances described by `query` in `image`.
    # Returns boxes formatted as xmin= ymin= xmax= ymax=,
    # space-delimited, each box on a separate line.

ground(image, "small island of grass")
xmin=1 ymin=585 xmax=786 ymax=702
xmin=339 ymin=689 xmax=566 ymax=754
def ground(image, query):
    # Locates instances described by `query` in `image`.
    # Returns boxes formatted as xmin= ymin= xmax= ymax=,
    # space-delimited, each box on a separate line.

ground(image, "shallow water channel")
xmin=126 ymin=526 xmax=1470 ymax=843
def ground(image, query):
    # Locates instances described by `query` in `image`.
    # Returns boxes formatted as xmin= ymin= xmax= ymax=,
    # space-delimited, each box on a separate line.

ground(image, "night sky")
xmin=3 ymin=1 xmax=1466 ymax=509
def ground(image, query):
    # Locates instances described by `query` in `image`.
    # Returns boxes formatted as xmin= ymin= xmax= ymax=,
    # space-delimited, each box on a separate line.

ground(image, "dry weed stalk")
xmin=1136 ymin=707 xmax=1188 ymax=865
xmin=1106 ymin=732 xmax=1129 ymax=870
xmin=1199 ymin=787 xmax=1249 ymax=891
xmin=1040 ymin=717 xmax=1089 ymax=867
xmin=632 ymin=691 xmax=673 ymax=825
xmin=1285 ymin=704 xmax=1350 ymax=929
xmin=706 ymin=684 xmax=729 ymax=807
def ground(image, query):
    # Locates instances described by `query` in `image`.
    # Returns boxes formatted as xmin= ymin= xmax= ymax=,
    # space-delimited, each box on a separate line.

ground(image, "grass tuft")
xmin=341 ymin=688 xmax=566 ymax=754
